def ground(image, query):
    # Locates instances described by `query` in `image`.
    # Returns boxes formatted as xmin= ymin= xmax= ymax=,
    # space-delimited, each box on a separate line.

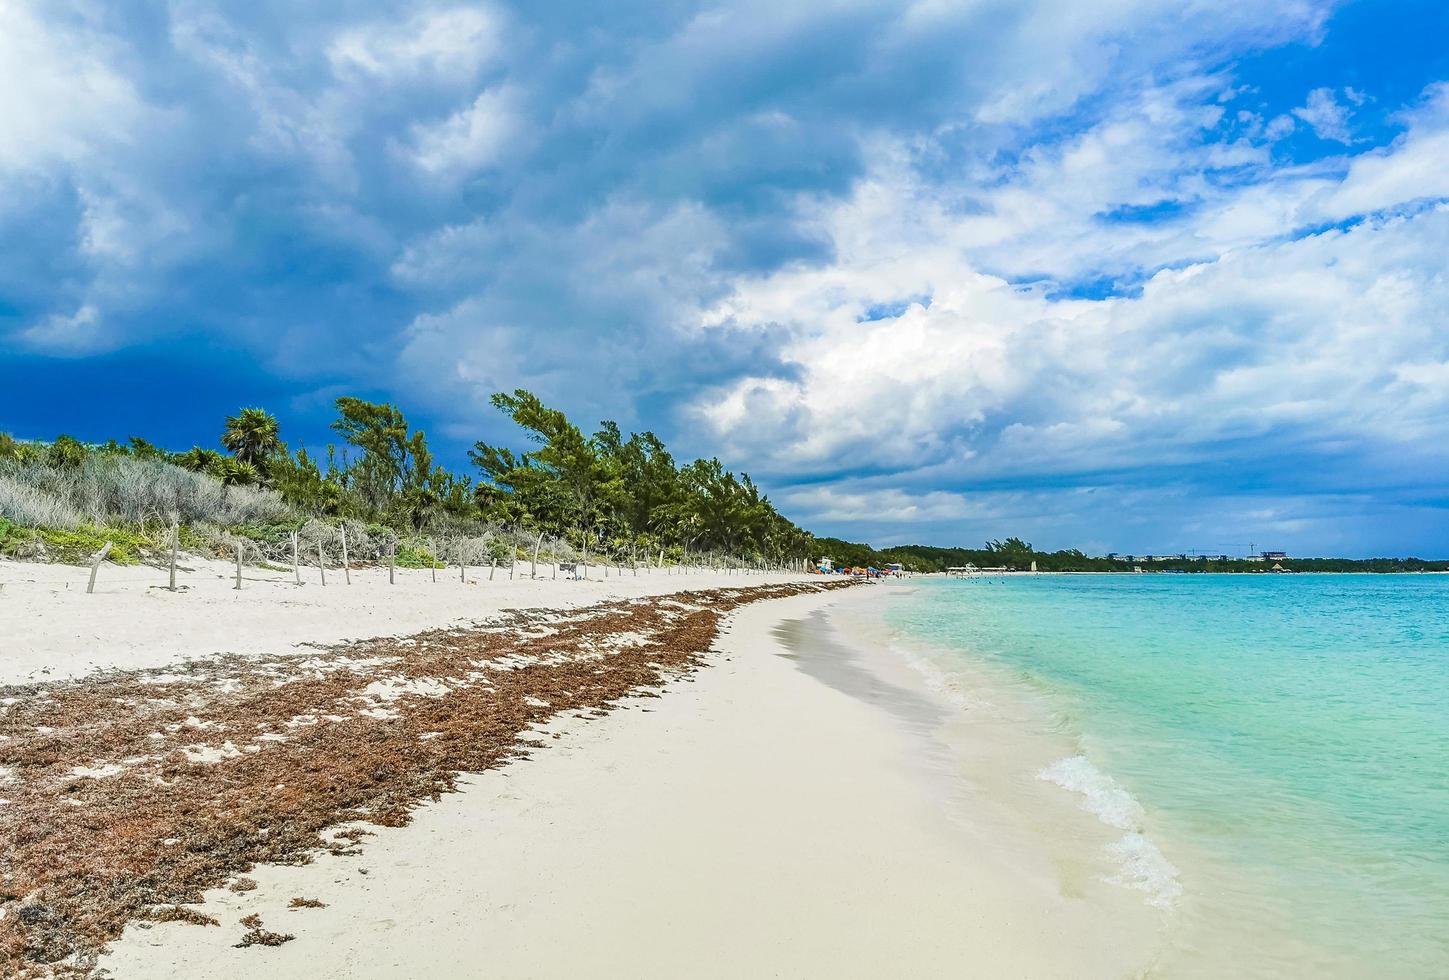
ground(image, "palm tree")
xmin=175 ymin=446 xmax=226 ymax=476
xmin=221 ymin=408 xmax=283 ymax=470
xmin=218 ymin=458 xmax=261 ymax=487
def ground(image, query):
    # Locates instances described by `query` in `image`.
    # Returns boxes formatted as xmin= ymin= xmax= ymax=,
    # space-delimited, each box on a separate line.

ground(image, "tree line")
xmin=1 ymin=390 xmax=816 ymax=566
xmin=812 ymin=537 xmax=1449 ymax=573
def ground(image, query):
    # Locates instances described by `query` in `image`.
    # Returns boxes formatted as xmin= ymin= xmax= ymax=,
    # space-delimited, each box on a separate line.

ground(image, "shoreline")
xmin=875 ymin=574 xmax=1449 ymax=978
xmin=5 ymin=567 xmax=1164 ymax=977
xmin=830 ymin=587 xmax=1186 ymax=910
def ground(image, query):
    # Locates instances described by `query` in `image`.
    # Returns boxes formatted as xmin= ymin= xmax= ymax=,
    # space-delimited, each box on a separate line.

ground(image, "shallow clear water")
xmin=886 ymin=574 xmax=1449 ymax=977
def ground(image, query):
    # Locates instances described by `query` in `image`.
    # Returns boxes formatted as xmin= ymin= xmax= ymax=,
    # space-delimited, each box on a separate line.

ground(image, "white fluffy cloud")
xmin=1293 ymin=86 xmax=1355 ymax=143
xmin=692 ymin=79 xmax=1449 ymax=546
xmin=0 ymin=3 xmax=145 ymax=175
xmin=407 ymin=85 xmax=524 ymax=175
xmin=329 ymin=6 xmax=502 ymax=83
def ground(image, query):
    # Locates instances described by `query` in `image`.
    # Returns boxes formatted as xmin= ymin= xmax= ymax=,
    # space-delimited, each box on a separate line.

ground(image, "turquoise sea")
xmin=885 ymin=574 xmax=1449 ymax=978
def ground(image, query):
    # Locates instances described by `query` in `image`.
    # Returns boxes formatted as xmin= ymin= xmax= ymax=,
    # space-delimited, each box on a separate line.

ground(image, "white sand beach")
xmin=0 ymin=557 xmax=788 ymax=686
xmin=2 ymin=562 xmax=1163 ymax=977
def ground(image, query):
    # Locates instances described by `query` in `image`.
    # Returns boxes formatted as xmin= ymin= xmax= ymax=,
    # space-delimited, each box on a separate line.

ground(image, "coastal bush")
xmin=394 ymin=542 xmax=442 ymax=568
xmin=0 ymin=523 xmax=152 ymax=565
xmin=48 ymin=435 xmax=89 ymax=469
xmin=34 ymin=525 xmax=152 ymax=565
xmin=0 ymin=472 xmax=85 ymax=529
xmin=0 ymin=517 xmax=31 ymax=558
xmin=0 ymin=454 xmax=293 ymax=530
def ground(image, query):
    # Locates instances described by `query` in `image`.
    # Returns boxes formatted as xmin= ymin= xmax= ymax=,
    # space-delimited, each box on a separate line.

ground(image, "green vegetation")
xmin=470 ymin=390 xmax=811 ymax=564
xmin=0 ymin=521 xmax=151 ymax=565
xmin=394 ymin=542 xmax=444 ymax=569
xmin=815 ymin=537 xmax=1449 ymax=574
xmin=0 ymin=389 xmax=813 ymax=568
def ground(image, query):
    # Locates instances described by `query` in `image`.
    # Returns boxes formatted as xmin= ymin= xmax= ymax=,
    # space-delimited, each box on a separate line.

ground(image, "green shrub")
xmin=0 ymin=524 xmax=153 ymax=565
xmin=0 ymin=516 xmax=30 ymax=557
xmin=395 ymin=543 xmax=443 ymax=568
xmin=47 ymin=435 xmax=89 ymax=469
xmin=229 ymin=520 xmax=306 ymax=545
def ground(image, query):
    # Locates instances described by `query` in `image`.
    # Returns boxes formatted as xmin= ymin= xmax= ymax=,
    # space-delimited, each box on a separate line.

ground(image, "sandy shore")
xmin=3 ymin=561 xmax=1163 ymax=977
xmin=0 ymin=557 xmax=790 ymax=686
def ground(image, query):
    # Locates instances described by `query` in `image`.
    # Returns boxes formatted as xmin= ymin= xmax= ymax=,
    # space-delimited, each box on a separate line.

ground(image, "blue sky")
xmin=3 ymin=0 xmax=1449 ymax=557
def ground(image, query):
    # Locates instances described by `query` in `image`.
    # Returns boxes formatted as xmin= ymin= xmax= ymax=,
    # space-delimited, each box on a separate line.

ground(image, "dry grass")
xmin=0 ymin=454 xmax=293 ymax=531
xmin=0 ymin=581 xmax=849 ymax=976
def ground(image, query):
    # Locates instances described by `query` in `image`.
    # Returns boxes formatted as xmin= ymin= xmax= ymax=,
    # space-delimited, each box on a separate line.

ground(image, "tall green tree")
xmin=331 ymin=398 xmax=414 ymax=514
xmin=221 ymin=408 xmax=283 ymax=474
xmin=471 ymin=390 xmax=624 ymax=546
xmin=330 ymin=397 xmax=464 ymax=528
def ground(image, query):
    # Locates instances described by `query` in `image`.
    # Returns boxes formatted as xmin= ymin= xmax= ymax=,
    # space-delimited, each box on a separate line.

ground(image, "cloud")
xmin=1264 ymin=114 xmax=1296 ymax=139
xmin=1319 ymin=83 xmax=1449 ymax=217
xmin=4 ymin=0 xmax=1448 ymax=554
xmin=407 ymin=85 xmax=525 ymax=175
xmin=688 ymin=82 xmax=1449 ymax=544
xmin=20 ymin=305 xmax=105 ymax=353
xmin=1293 ymin=86 xmax=1354 ymax=142
xmin=329 ymin=6 xmax=502 ymax=83
xmin=778 ymin=485 xmax=980 ymax=525
xmin=0 ymin=3 xmax=146 ymax=175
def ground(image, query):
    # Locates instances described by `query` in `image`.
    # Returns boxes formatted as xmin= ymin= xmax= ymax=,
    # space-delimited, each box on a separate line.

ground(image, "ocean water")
xmin=884 ymin=574 xmax=1449 ymax=977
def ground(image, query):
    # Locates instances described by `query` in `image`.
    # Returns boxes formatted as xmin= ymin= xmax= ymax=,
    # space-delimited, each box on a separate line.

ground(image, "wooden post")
xmin=87 ymin=541 xmax=113 ymax=594
xmin=389 ymin=543 xmax=396 ymax=585
xmin=429 ymin=538 xmax=437 ymax=583
xmin=531 ymin=532 xmax=544 ymax=579
xmin=234 ymin=542 xmax=243 ymax=590
xmin=490 ymin=557 xmax=496 ymax=581
xmin=459 ymin=540 xmax=466 ymax=583
xmin=318 ymin=541 xmax=326 ymax=586
xmin=291 ymin=531 xmax=301 ymax=585
xmin=168 ymin=520 xmax=179 ymax=591
xmin=509 ymin=555 xmax=515 ymax=580
xmin=340 ymin=527 xmax=351 ymax=585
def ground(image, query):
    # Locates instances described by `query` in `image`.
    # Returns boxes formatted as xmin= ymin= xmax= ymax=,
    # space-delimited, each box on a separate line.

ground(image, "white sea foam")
xmin=886 ymin=635 xmax=994 ymax=713
xmin=1106 ymin=832 xmax=1183 ymax=909
xmin=1038 ymin=755 xmax=1144 ymax=830
xmin=1039 ymin=755 xmax=1182 ymax=909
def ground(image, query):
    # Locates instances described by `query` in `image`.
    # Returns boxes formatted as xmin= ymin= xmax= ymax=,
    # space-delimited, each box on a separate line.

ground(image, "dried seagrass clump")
xmin=233 ymin=914 xmax=292 ymax=949
xmin=0 ymin=581 xmax=849 ymax=977
xmin=146 ymin=907 xmax=218 ymax=928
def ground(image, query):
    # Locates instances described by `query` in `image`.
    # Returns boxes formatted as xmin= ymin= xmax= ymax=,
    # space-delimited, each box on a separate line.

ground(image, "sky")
xmin=3 ymin=0 xmax=1449 ymax=557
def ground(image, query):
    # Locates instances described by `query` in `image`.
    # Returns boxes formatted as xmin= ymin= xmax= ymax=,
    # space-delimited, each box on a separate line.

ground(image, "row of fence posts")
xmin=76 ymin=524 xmax=806 ymax=594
